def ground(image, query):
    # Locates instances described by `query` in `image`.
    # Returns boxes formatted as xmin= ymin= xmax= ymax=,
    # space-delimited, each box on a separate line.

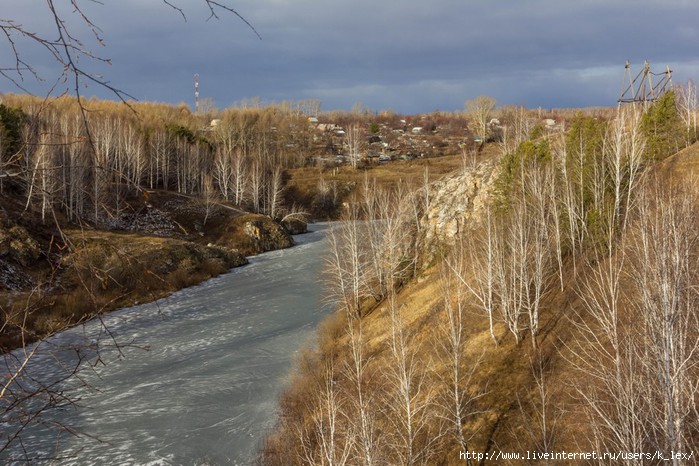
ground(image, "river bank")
xmin=0 ymin=190 xmax=298 ymax=352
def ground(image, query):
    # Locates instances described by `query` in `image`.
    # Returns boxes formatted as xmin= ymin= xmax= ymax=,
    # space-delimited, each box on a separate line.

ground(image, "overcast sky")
xmin=2 ymin=0 xmax=698 ymax=114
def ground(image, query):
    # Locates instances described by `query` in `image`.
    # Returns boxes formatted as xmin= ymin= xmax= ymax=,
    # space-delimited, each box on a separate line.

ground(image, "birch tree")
xmin=675 ymin=79 xmax=698 ymax=144
xmin=437 ymin=261 xmax=484 ymax=462
xmin=345 ymin=123 xmax=363 ymax=169
xmin=385 ymin=294 xmax=440 ymax=465
xmin=343 ymin=317 xmax=380 ymax=466
xmin=266 ymin=166 xmax=284 ymax=219
xmin=325 ymin=206 xmax=370 ymax=318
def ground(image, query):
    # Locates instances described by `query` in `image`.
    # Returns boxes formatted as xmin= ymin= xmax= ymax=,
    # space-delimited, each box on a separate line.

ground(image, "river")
xmin=1 ymin=223 xmax=332 ymax=465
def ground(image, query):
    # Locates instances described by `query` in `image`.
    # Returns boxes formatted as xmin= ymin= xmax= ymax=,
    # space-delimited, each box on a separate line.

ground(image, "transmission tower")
xmin=194 ymin=73 xmax=200 ymax=114
xmin=618 ymin=60 xmax=672 ymax=108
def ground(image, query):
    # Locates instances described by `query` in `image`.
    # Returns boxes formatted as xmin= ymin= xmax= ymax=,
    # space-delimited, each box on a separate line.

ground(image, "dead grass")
xmin=285 ymin=146 xmax=501 ymax=219
xmin=0 ymin=229 xmax=246 ymax=352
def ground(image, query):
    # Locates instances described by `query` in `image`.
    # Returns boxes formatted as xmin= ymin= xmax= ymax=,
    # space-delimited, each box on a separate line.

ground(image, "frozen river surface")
xmin=1 ymin=224 xmax=331 ymax=465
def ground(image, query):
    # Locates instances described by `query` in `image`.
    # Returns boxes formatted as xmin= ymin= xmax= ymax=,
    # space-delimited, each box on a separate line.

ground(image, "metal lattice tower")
xmin=194 ymin=73 xmax=200 ymax=113
xmin=618 ymin=60 xmax=672 ymax=108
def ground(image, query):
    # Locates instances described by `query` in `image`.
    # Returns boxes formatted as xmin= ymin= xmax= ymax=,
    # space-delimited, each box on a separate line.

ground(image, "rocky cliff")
xmin=421 ymin=160 xmax=499 ymax=257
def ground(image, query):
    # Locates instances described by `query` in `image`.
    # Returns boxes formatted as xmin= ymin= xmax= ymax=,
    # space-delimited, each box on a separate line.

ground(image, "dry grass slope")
xmin=261 ymin=142 xmax=699 ymax=465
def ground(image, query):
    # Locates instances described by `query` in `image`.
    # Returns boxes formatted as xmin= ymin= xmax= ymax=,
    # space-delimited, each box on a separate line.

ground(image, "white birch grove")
xmin=569 ymin=248 xmax=648 ymax=464
xmin=629 ymin=181 xmax=698 ymax=464
xmin=148 ymin=128 xmax=173 ymax=190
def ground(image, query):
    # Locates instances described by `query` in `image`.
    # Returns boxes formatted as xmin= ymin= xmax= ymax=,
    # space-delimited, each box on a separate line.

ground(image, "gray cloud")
xmin=1 ymin=0 xmax=698 ymax=113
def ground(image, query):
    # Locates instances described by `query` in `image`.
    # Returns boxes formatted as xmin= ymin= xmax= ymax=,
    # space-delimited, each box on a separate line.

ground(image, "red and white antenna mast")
xmin=194 ymin=73 xmax=200 ymax=113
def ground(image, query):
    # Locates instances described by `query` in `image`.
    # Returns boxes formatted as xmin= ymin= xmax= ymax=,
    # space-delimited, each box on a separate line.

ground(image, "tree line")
xmin=0 ymin=94 xmax=316 ymax=226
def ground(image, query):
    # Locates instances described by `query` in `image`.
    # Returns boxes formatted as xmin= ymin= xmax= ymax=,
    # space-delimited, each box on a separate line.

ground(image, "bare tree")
xmin=324 ymin=206 xmax=370 ymax=318
xmin=296 ymin=360 xmax=354 ymax=466
xmin=606 ymin=106 xmax=646 ymax=233
xmin=118 ymin=117 xmax=146 ymax=198
xmin=248 ymin=159 xmax=263 ymax=213
xmin=342 ymin=316 xmax=381 ymax=466
xmin=363 ymin=178 xmax=414 ymax=301
xmin=521 ymin=160 xmax=555 ymax=348
xmin=213 ymin=146 xmax=233 ymax=200
xmin=514 ymin=352 xmax=561 ymax=466
xmin=23 ymin=123 xmax=58 ymax=224
xmin=384 ymin=293 xmax=441 ymax=465
xmin=568 ymin=248 xmax=648 ymax=464
xmin=675 ymin=79 xmax=698 ymax=144
xmin=450 ymin=206 xmax=497 ymax=345
xmin=466 ymin=96 xmax=496 ymax=143
xmin=1 ymin=1 xmax=258 ymax=102
xmin=148 ymin=128 xmax=173 ymax=190
xmin=499 ymin=105 xmax=536 ymax=156
xmin=553 ymin=135 xmax=585 ymax=274
xmin=437 ymin=261 xmax=484 ymax=463
xmin=345 ymin=123 xmax=364 ymax=169
xmin=266 ymin=166 xmax=284 ymax=220
xmin=200 ymin=174 xmax=218 ymax=226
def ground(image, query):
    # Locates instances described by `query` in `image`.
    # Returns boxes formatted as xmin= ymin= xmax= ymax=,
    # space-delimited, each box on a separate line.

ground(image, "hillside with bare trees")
xmin=1 ymin=88 xmax=697 ymax=463
xmin=259 ymin=90 xmax=698 ymax=465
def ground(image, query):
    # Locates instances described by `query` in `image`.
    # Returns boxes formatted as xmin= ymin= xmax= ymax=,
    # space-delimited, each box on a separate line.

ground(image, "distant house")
xmin=544 ymin=118 xmax=564 ymax=131
xmin=317 ymin=123 xmax=339 ymax=132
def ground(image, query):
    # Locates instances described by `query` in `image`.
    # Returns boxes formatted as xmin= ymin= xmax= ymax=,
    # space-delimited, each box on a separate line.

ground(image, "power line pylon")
xmin=618 ymin=60 xmax=672 ymax=109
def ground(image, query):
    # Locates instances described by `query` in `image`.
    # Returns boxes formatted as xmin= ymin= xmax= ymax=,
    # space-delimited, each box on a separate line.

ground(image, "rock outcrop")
xmin=244 ymin=217 xmax=294 ymax=252
xmin=421 ymin=161 xmax=499 ymax=258
xmin=0 ymin=225 xmax=40 ymax=291
xmin=281 ymin=217 xmax=308 ymax=235
xmin=0 ymin=225 xmax=41 ymax=267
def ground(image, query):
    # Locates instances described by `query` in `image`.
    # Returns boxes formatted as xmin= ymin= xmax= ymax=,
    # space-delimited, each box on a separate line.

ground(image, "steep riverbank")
xmin=0 ymin=190 xmax=296 ymax=351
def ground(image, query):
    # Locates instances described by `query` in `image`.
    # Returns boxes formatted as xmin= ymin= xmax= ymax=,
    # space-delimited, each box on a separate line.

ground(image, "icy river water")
xmin=2 ymin=223 xmax=332 ymax=465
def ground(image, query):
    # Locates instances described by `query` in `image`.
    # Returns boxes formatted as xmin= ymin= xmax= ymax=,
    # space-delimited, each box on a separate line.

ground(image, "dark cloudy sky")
xmin=2 ymin=0 xmax=698 ymax=114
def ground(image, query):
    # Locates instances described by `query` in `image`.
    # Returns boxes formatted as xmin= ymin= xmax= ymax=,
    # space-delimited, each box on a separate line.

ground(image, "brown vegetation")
xmin=259 ymin=96 xmax=699 ymax=465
